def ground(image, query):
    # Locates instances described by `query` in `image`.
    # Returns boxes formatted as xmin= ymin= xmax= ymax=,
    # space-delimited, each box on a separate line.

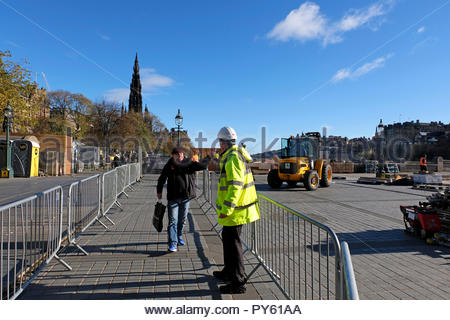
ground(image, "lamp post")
xmin=2 ymin=104 xmax=14 ymax=178
xmin=175 ymin=108 xmax=183 ymax=147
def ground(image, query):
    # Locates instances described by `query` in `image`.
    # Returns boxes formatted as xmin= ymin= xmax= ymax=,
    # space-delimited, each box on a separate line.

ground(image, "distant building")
xmin=374 ymin=119 xmax=450 ymax=144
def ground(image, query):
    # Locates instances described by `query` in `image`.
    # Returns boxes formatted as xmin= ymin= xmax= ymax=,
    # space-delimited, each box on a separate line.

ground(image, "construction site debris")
xmin=400 ymin=189 xmax=450 ymax=247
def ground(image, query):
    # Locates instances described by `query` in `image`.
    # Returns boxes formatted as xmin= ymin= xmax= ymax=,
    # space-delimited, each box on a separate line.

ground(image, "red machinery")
xmin=400 ymin=205 xmax=441 ymax=239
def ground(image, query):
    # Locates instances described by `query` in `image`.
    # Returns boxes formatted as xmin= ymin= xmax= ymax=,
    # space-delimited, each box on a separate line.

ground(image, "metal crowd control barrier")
xmin=67 ymin=175 xmax=102 ymax=255
xmin=199 ymin=169 xmax=358 ymax=300
xmin=250 ymin=194 xmax=342 ymax=299
xmin=1 ymin=162 xmax=143 ymax=300
xmin=102 ymin=168 xmax=122 ymax=218
xmin=1 ymin=186 xmax=70 ymax=300
xmin=101 ymin=163 xmax=142 ymax=225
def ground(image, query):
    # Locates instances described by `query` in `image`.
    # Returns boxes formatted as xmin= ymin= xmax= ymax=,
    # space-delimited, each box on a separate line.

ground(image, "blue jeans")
xmin=167 ymin=199 xmax=190 ymax=247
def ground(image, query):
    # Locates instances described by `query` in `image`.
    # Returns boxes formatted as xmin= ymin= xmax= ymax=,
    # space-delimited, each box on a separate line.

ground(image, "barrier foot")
xmin=123 ymin=191 xmax=129 ymax=198
xmin=96 ymin=217 xmax=109 ymax=229
xmin=54 ymin=254 xmax=72 ymax=271
xmin=103 ymin=215 xmax=115 ymax=225
xmin=115 ymin=200 xmax=124 ymax=211
xmin=72 ymin=241 xmax=89 ymax=256
xmin=128 ymin=185 xmax=136 ymax=191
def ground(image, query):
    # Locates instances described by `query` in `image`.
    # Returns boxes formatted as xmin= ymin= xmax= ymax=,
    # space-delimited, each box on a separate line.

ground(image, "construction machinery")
xmin=377 ymin=162 xmax=401 ymax=180
xmin=357 ymin=162 xmax=408 ymax=185
xmin=267 ymin=132 xmax=332 ymax=191
xmin=400 ymin=189 xmax=449 ymax=246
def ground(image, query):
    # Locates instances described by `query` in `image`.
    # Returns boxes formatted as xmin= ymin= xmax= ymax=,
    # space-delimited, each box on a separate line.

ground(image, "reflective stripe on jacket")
xmin=216 ymin=145 xmax=260 ymax=226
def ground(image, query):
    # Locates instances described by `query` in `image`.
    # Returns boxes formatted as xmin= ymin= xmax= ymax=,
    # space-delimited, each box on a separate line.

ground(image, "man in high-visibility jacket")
xmin=420 ymin=154 xmax=428 ymax=173
xmin=213 ymin=126 xmax=260 ymax=294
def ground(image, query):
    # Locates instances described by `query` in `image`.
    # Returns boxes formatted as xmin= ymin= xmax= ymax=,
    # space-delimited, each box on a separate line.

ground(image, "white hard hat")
xmin=217 ymin=126 xmax=237 ymax=141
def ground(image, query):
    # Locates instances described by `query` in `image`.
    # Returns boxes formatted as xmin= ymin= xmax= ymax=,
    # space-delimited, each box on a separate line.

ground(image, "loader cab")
xmin=280 ymin=133 xmax=320 ymax=160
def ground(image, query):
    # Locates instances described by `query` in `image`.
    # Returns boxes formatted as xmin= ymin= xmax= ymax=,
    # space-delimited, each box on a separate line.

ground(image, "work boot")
xmin=219 ymin=283 xmax=246 ymax=294
xmin=213 ymin=271 xmax=231 ymax=282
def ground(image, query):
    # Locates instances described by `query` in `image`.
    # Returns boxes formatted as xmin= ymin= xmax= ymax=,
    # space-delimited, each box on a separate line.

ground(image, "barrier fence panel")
xmin=201 ymin=171 xmax=221 ymax=233
xmin=0 ymin=186 xmax=70 ymax=300
xmin=126 ymin=164 xmax=132 ymax=189
xmin=130 ymin=163 xmax=138 ymax=186
xmin=116 ymin=165 xmax=128 ymax=198
xmin=68 ymin=175 xmax=101 ymax=255
xmin=246 ymin=194 xmax=342 ymax=300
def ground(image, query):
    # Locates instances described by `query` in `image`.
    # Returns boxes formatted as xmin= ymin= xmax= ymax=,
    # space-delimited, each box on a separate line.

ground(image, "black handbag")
xmin=152 ymin=202 xmax=166 ymax=232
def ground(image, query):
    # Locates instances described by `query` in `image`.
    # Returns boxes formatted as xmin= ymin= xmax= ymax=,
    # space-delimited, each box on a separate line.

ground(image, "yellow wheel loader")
xmin=267 ymin=132 xmax=332 ymax=191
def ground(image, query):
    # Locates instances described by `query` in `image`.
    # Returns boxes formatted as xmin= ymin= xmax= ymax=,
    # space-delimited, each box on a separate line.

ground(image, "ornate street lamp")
xmin=175 ymin=108 xmax=183 ymax=147
xmin=2 ymin=104 xmax=14 ymax=178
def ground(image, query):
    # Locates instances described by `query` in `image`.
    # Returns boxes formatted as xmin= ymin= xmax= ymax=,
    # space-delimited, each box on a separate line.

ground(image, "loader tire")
xmin=320 ymin=164 xmax=332 ymax=187
xmin=304 ymin=170 xmax=319 ymax=191
xmin=268 ymin=169 xmax=283 ymax=189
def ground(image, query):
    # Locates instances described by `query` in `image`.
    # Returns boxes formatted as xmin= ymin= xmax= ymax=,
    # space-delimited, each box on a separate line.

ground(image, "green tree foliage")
xmin=0 ymin=50 xmax=44 ymax=132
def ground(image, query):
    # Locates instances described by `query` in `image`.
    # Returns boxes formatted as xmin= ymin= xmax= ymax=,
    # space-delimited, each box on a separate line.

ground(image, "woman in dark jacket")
xmin=157 ymin=147 xmax=210 ymax=252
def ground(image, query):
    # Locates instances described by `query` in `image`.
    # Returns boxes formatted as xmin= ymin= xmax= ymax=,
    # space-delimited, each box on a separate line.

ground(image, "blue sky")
xmin=1 ymin=0 xmax=449 ymax=153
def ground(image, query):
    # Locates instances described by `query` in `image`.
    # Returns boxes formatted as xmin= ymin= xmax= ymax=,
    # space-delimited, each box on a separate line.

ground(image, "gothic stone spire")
xmin=129 ymin=53 xmax=143 ymax=113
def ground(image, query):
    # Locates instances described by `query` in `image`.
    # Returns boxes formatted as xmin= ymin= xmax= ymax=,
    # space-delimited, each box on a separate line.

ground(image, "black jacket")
xmin=157 ymin=157 xmax=210 ymax=201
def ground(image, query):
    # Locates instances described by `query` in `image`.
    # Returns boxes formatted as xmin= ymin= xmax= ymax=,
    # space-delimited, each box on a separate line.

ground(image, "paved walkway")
xmin=19 ymin=175 xmax=285 ymax=300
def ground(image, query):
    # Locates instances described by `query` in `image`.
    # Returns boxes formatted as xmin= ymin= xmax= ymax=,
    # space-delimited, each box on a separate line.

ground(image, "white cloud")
xmin=417 ymin=26 xmax=425 ymax=34
xmin=337 ymin=2 xmax=388 ymax=32
xmin=332 ymin=53 xmax=394 ymax=82
xmin=103 ymin=88 xmax=129 ymax=103
xmin=268 ymin=1 xmax=394 ymax=46
xmin=141 ymin=68 xmax=174 ymax=91
xmin=267 ymin=2 xmax=327 ymax=42
xmin=332 ymin=69 xmax=352 ymax=82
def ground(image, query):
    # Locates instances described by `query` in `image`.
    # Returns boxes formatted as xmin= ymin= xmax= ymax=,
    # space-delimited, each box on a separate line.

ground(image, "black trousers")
xmin=221 ymin=225 xmax=246 ymax=285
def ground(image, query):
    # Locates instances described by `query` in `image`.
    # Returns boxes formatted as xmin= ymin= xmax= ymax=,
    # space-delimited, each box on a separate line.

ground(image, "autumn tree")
xmin=0 ymin=50 xmax=44 ymax=132
xmin=89 ymin=101 xmax=121 ymax=145
xmin=47 ymin=90 xmax=93 ymax=138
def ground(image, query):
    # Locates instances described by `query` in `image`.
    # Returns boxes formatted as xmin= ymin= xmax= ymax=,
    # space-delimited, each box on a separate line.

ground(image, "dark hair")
xmin=171 ymin=147 xmax=184 ymax=155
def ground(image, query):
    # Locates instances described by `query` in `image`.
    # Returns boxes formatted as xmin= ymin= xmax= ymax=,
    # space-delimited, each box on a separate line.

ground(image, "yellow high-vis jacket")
xmin=216 ymin=145 xmax=260 ymax=226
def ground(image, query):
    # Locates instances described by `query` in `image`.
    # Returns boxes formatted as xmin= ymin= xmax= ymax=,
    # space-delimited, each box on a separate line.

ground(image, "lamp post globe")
xmin=175 ymin=108 xmax=183 ymax=146
xmin=175 ymin=109 xmax=183 ymax=126
xmin=4 ymin=105 xmax=13 ymax=119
